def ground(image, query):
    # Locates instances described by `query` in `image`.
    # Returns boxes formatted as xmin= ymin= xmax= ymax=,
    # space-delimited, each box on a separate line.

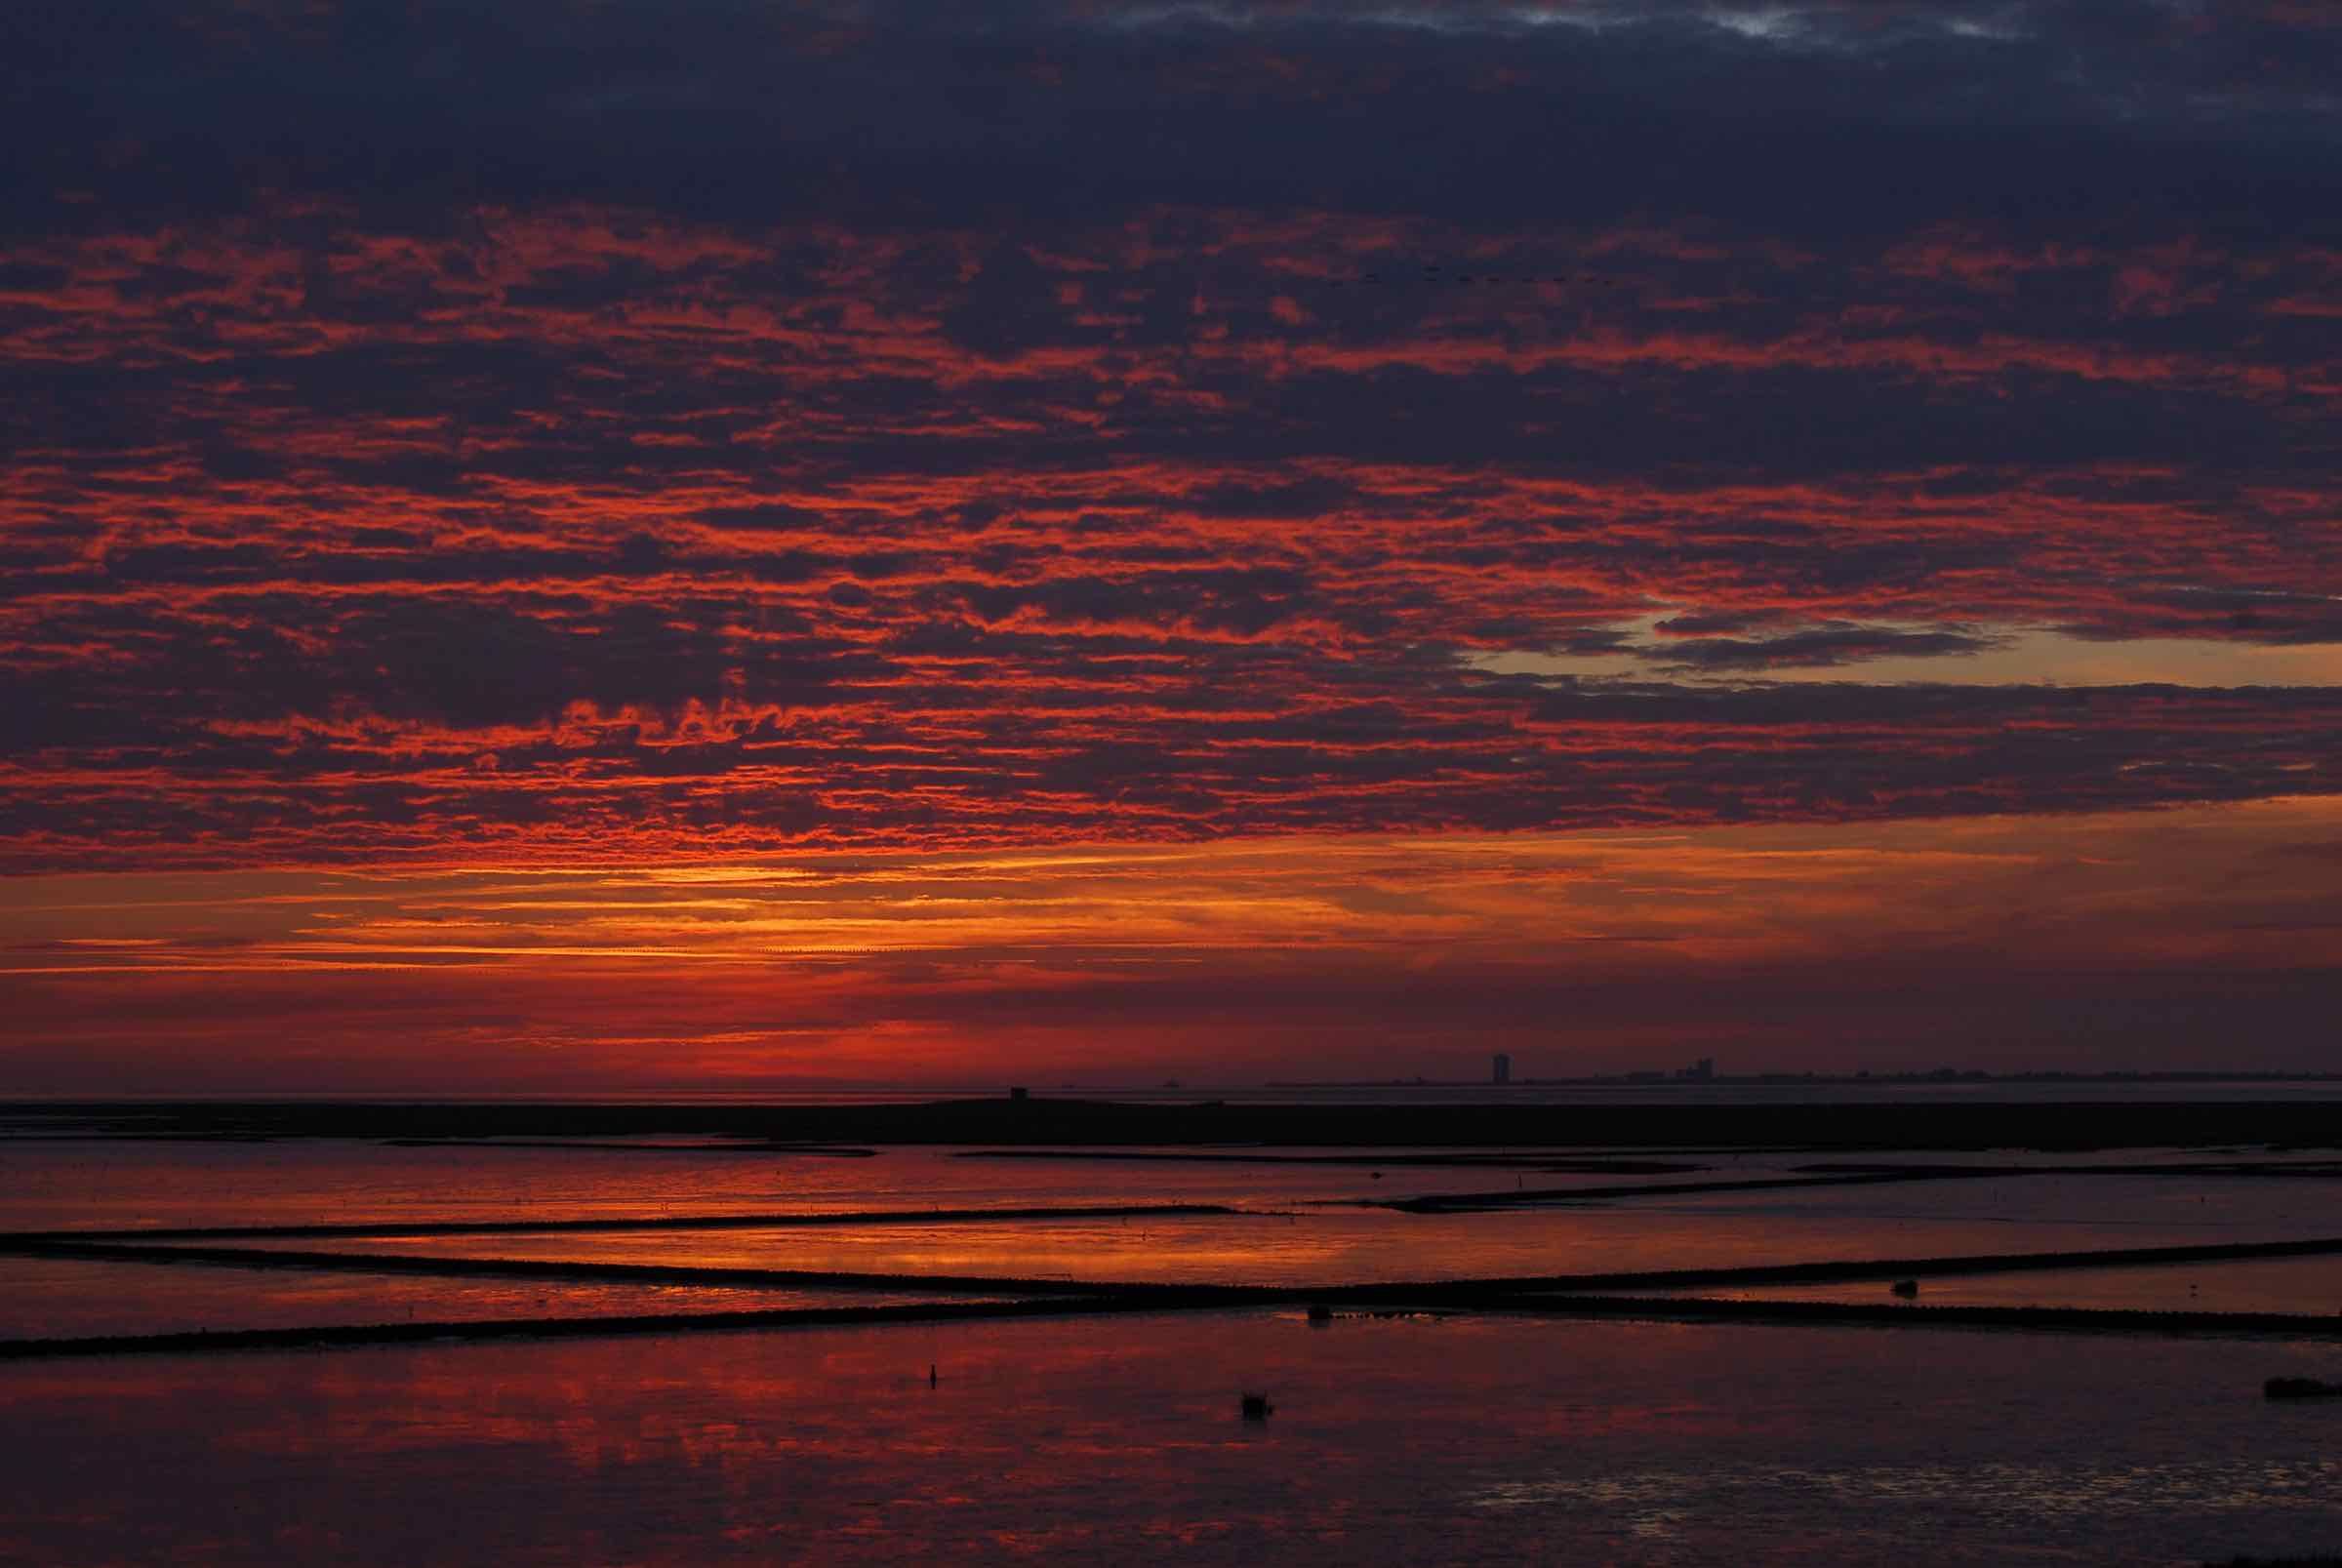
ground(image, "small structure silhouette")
xmin=1307 ymin=1304 xmax=1333 ymax=1324
xmin=1240 ymin=1391 xmax=1274 ymax=1420
xmin=2264 ymin=1376 xmax=2342 ymax=1399
xmin=1890 ymin=1278 xmax=1920 ymax=1298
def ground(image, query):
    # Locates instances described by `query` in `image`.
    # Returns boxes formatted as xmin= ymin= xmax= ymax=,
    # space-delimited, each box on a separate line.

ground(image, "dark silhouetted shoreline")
xmin=9 ymin=1096 xmax=2342 ymax=1151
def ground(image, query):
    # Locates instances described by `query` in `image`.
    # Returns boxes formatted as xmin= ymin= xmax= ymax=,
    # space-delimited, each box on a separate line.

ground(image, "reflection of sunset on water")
xmin=4 ymin=1312 xmax=2337 ymax=1564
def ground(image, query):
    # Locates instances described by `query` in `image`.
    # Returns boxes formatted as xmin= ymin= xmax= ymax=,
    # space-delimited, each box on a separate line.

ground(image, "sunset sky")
xmin=5 ymin=1 xmax=2340 ymax=1092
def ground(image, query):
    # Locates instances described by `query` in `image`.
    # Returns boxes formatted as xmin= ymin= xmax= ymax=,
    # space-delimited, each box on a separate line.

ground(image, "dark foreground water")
xmin=3 ymin=1313 xmax=2339 ymax=1566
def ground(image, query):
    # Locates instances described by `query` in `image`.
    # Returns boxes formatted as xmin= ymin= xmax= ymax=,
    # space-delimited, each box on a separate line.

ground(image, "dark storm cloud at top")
xmin=10 ymin=1 xmax=2341 ymax=239
xmin=3 ymin=0 xmax=2340 ymax=868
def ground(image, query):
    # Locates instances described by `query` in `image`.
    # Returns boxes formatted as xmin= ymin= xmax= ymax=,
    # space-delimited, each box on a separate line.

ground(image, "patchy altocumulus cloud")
xmin=1 ymin=0 xmax=2339 ymax=869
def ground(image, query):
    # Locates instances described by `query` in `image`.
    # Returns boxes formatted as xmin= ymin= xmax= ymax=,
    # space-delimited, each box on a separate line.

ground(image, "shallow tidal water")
xmin=4 ymin=1135 xmax=2341 ymax=1564
xmin=3 ymin=1313 xmax=2339 ymax=1566
xmin=0 ymin=1255 xmax=984 ymax=1341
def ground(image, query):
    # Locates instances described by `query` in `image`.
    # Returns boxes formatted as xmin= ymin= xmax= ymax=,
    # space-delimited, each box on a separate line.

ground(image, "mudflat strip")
xmin=6 ymin=1286 xmax=2342 ymax=1361
xmin=16 ymin=1230 xmax=2342 ymax=1305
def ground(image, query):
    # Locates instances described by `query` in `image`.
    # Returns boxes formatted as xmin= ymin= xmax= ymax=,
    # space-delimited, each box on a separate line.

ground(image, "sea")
xmin=1 ymin=1093 xmax=2339 ymax=1565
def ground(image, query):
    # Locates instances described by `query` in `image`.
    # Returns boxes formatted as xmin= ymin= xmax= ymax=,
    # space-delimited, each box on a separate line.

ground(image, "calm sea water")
xmin=3 ymin=1312 xmax=2338 ymax=1566
xmin=2 ymin=1132 xmax=2339 ymax=1564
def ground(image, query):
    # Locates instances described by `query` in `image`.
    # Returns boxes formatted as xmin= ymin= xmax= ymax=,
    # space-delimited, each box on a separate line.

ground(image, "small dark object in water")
xmin=1307 ymin=1304 xmax=1333 ymax=1324
xmin=1370 ymin=1171 xmax=1384 ymax=1180
xmin=2264 ymin=1376 xmax=2342 ymax=1400
xmin=1240 ymin=1391 xmax=1273 ymax=1420
xmin=929 ymin=1363 xmax=937 ymax=1388
xmin=1890 ymin=1278 xmax=1920 ymax=1298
